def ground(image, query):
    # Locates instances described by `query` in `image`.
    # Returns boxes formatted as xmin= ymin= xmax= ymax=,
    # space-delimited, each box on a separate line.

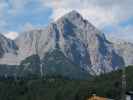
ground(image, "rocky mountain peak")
xmin=56 ymin=10 xmax=96 ymax=33
xmin=0 ymin=11 xmax=126 ymax=76
xmin=61 ymin=10 xmax=83 ymax=21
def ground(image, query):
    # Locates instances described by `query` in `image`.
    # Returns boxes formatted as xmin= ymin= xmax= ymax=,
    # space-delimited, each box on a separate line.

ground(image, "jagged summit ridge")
xmin=56 ymin=10 xmax=99 ymax=35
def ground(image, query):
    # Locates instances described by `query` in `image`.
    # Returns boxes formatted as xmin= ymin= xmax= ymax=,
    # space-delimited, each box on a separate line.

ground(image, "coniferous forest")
xmin=0 ymin=65 xmax=132 ymax=100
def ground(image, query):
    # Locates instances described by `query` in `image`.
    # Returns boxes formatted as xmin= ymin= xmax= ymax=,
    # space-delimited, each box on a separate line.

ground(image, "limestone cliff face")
xmin=0 ymin=34 xmax=18 ymax=65
xmin=0 ymin=11 xmax=125 ymax=75
xmin=112 ymin=41 xmax=133 ymax=66
xmin=15 ymin=11 xmax=124 ymax=75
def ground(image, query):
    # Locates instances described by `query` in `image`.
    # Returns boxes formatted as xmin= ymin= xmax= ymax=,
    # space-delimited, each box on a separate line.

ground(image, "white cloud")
xmin=41 ymin=0 xmax=133 ymax=28
xmin=0 ymin=0 xmax=31 ymax=32
xmin=0 ymin=0 xmax=28 ymax=16
xmin=4 ymin=32 xmax=18 ymax=40
xmin=22 ymin=22 xmax=34 ymax=31
xmin=41 ymin=0 xmax=133 ymax=42
xmin=0 ymin=1 xmax=8 ymax=30
xmin=107 ymin=25 xmax=133 ymax=42
xmin=8 ymin=0 xmax=31 ymax=15
xmin=0 ymin=0 xmax=132 ymax=42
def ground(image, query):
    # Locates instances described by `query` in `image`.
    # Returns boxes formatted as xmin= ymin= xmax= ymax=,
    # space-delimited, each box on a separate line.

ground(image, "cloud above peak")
xmin=41 ymin=0 xmax=133 ymax=42
xmin=0 ymin=0 xmax=132 ymax=42
xmin=0 ymin=0 xmax=51 ymax=32
xmin=4 ymin=32 xmax=18 ymax=40
xmin=41 ymin=0 xmax=133 ymax=28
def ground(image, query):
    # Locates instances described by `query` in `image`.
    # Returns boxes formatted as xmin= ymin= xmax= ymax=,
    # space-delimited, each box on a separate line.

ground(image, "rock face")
xmin=14 ymin=11 xmax=124 ymax=75
xmin=0 ymin=34 xmax=17 ymax=57
xmin=0 ymin=11 xmax=126 ymax=77
xmin=113 ymin=41 xmax=133 ymax=66
xmin=42 ymin=49 xmax=89 ymax=79
xmin=0 ymin=34 xmax=18 ymax=65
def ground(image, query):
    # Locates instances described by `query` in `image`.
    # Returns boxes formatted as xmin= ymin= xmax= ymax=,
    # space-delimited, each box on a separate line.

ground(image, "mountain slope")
xmin=16 ymin=11 xmax=124 ymax=75
xmin=19 ymin=55 xmax=41 ymax=78
xmin=42 ymin=49 xmax=90 ymax=79
xmin=0 ymin=34 xmax=18 ymax=65
xmin=0 ymin=10 xmax=125 ymax=77
xmin=113 ymin=41 xmax=133 ymax=66
xmin=0 ymin=34 xmax=18 ymax=57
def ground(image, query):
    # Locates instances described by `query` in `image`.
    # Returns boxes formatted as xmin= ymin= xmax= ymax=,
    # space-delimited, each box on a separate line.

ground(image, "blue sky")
xmin=0 ymin=0 xmax=52 ymax=32
xmin=1 ymin=0 xmax=133 ymax=42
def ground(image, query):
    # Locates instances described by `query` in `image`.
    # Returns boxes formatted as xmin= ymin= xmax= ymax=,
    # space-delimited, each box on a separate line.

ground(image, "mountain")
xmin=42 ymin=49 xmax=89 ymax=79
xmin=0 ymin=34 xmax=17 ymax=57
xmin=0 ymin=10 xmax=125 ymax=77
xmin=0 ymin=34 xmax=19 ymax=65
xmin=14 ymin=10 xmax=124 ymax=76
xmin=112 ymin=41 xmax=133 ymax=66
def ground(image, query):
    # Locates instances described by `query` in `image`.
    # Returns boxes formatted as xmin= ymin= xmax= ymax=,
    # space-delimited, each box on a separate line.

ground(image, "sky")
xmin=0 ymin=0 xmax=133 ymax=42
